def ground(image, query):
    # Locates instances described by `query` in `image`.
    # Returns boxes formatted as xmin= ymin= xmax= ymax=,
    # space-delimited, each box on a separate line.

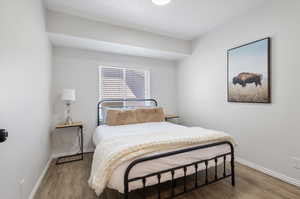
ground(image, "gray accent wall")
xmin=177 ymin=1 xmax=300 ymax=182
xmin=51 ymin=47 xmax=178 ymax=156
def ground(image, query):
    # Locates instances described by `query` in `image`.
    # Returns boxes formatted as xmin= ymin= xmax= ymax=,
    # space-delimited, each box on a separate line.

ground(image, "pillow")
xmin=136 ymin=107 xmax=165 ymax=123
xmin=102 ymin=107 xmax=135 ymax=123
xmin=106 ymin=109 xmax=138 ymax=126
xmin=105 ymin=107 xmax=165 ymax=126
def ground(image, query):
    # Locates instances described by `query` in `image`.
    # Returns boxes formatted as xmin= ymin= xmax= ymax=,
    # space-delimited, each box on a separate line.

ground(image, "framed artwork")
xmin=227 ymin=37 xmax=271 ymax=103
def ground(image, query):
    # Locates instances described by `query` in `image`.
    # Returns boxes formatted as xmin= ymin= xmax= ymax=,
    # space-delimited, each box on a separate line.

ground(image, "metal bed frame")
xmin=97 ymin=99 xmax=235 ymax=199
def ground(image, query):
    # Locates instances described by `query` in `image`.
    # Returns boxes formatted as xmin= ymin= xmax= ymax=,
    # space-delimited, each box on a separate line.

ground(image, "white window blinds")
xmin=99 ymin=66 xmax=150 ymax=100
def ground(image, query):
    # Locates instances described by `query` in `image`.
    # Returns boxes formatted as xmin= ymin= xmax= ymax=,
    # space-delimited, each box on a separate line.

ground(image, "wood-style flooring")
xmin=34 ymin=153 xmax=300 ymax=199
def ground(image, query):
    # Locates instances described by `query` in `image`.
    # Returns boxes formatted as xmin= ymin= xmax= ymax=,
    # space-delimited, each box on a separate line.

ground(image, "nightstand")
xmin=165 ymin=115 xmax=180 ymax=124
xmin=55 ymin=122 xmax=83 ymax=165
xmin=165 ymin=114 xmax=179 ymax=120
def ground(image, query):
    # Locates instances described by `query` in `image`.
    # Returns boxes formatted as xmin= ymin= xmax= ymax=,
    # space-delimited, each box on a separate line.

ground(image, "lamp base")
xmin=64 ymin=116 xmax=73 ymax=125
xmin=64 ymin=102 xmax=73 ymax=125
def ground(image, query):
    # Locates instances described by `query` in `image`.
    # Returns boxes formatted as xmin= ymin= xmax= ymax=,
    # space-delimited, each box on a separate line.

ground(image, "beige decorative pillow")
xmin=106 ymin=109 xmax=138 ymax=126
xmin=105 ymin=107 xmax=165 ymax=126
xmin=136 ymin=108 xmax=165 ymax=123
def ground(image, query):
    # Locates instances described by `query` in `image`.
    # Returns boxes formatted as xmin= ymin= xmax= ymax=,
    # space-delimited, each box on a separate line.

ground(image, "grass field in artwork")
xmin=228 ymin=80 xmax=269 ymax=103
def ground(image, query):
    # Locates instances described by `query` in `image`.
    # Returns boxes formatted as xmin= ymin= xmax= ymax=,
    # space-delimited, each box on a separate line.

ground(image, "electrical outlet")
xmin=19 ymin=179 xmax=25 ymax=199
xmin=292 ymin=157 xmax=300 ymax=170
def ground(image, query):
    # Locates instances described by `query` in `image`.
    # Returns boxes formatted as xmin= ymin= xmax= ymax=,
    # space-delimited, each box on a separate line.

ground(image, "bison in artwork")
xmin=232 ymin=72 xmax=262 ymax=87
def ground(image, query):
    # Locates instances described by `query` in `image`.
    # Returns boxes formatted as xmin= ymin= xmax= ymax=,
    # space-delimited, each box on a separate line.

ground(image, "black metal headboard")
xmin=97 ymin=98 xmax=158 ymax=126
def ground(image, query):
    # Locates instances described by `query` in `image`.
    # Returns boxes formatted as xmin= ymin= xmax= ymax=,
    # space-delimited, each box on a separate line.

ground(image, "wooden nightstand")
xmin=165 ymin=114 xmax=179 ymax=121
xmin=55 ymin=122 xmax=83 ymax=165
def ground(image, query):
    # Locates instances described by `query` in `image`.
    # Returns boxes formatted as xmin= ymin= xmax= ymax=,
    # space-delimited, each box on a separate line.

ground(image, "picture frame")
xmin=227 ymin=37 xmax=271 ymax=103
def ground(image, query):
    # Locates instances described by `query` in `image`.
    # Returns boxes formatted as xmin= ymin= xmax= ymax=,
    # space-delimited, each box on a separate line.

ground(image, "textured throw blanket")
xmin=88 ymin=127 xmax=235 ymax=196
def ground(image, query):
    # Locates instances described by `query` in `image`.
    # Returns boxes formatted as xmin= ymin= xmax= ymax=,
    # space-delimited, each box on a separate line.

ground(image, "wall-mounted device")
xmin=0 ymin=129 xmax=8 ymax=143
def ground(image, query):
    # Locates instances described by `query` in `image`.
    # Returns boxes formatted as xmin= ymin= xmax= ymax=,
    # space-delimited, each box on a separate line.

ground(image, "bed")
xmin=89 ymin=99 xmax=235 ymax=199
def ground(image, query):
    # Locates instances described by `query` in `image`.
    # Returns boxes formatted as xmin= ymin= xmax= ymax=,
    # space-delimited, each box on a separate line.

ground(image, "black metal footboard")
xmin=124 ymin=141 xmax=235 ymax=199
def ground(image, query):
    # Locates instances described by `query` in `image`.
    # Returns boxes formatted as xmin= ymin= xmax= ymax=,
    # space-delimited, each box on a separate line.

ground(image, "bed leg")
xmin=231 ymin=166 xmax=235 ymax=186
xmin=124 ymin=169 xmax=130 ymax=199
xmin=231 ymin=153 xmax=235 ymax=186
xmin=124 ymin=184 xmax=129 ymax=199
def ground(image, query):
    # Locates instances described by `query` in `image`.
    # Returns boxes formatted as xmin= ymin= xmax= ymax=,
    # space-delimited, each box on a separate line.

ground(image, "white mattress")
xmin=93 ymin=122 xmax=231 ymax=193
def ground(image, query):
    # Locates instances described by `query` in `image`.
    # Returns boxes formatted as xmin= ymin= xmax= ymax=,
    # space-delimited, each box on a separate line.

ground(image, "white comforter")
xmin=90 ymin=122 xmax=234 ymax=195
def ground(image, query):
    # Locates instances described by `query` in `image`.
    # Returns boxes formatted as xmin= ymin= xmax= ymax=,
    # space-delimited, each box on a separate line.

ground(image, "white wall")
xmin=52 ymin=47 xmax=178 ymax=155
xmin=177 ymin=0 xmax=300 ymax=181
xmin=0 ymin=0 xmax=52 ymax=199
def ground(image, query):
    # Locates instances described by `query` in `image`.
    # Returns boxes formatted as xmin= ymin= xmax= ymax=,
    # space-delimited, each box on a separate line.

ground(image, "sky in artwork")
xmin=228 ymin=39 xmax=268 ymax=81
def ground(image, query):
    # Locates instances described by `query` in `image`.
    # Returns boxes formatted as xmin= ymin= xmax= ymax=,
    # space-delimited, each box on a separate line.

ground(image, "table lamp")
xmin=62 ymin=89 xmax=76 ymax=125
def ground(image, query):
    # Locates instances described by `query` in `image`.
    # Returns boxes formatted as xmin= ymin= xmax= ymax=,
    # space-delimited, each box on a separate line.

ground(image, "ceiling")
xmin=45 ymin=0 xmax=267 ymax=40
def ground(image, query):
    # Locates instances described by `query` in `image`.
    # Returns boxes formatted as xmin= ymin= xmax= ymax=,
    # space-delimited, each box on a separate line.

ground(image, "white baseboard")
xmin=28 ymin=157 xmax=53 ymax=199
xmin=236 ymin=157 xmax=300 ymax=188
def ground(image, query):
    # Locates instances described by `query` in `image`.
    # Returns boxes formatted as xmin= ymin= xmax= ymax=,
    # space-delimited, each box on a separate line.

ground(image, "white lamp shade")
xmin=152 ymin=0 xmax=171 ymax=6
xmin=61 ymin=89 xmax=76 ymax=101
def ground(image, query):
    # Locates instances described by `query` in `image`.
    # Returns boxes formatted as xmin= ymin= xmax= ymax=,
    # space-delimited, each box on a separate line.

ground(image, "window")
xmin=99 ymin=66 xmax=150 ymax=100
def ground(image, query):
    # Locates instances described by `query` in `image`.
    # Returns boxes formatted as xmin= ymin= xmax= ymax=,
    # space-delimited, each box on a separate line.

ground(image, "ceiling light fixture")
xmin=152 ymin=0 xmax=171 ymax=6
